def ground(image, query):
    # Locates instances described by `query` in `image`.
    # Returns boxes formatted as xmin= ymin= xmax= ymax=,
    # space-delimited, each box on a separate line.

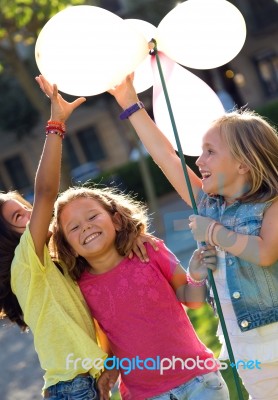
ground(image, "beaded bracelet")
xmin=186 ymin=269 xmax=207 ymax=287
xmin=47 ymin=120 xmax=66 ymax=132
xmin=46 ymin=120 xmax=66 ymax=139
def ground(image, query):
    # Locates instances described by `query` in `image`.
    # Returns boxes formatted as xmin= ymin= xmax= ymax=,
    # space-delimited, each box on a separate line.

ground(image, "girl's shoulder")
xmin=263 ymin=197 xmax=278 ymax=216
xmin=146 ymin=239 xmax=180 ymax=279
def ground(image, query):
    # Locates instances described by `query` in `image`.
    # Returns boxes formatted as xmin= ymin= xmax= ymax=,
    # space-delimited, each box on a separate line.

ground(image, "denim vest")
xmin=197 ymin=191 xmax=278 ymax=332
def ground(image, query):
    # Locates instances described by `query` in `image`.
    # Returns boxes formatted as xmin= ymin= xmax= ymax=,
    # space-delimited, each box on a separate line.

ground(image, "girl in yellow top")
xmin=0 ymin=76 xmax=108 ymax=399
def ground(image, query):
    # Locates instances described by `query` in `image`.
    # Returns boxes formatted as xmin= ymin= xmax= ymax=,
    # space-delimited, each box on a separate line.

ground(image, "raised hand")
xmin=108 ymin=73 xmax=138 ymax=110
xmin=35 ymin=75 xmax=86 ymax=122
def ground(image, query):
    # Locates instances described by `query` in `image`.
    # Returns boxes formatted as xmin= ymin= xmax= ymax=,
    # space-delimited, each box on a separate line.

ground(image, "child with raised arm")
xmin=109 ymin=75 xmax=278 ymax=400
xmin=0 ymin=76 xmax=108 ymax=399
xmin=51 ymin=185 xmax=229 ymax=400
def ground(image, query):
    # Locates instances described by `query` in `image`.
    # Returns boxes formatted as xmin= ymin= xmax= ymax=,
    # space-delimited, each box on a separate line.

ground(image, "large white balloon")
xmin=35 ymin=6 xmax=149 ymax=96
xmin=152 ymin=52 xmax=225 ymax=156
xmin=124 ymin=19 xmax=157 ymax=93
xmin=156 ymin=0 xmax=246 ymax=69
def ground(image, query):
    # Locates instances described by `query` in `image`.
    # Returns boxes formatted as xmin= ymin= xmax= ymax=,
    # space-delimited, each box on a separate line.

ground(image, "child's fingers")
xmin=132 ymin=239 xmax=149 ymax=262
xmin=202 ymin=255 xmax=217 ymax=272
xmin=36 ymin=75 xmax=55 ymax=98
xmin=71 ymin=96 xmax=86 ymax=109
xmin=142 ymin=235 xmax=159 ymax=251
xmin=200 ymin=248 xmax=216 ymax=258
xmin=206 ymin=263 xmax=217 ymax=272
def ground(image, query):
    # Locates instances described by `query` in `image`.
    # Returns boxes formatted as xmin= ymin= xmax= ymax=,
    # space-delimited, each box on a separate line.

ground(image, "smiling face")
xmin=60 ymin=197 xmax=122 ymax=266
xmin=2 ymin=199 xmax=32 ymax=234
xmin=196 ymin=125 xmax=249 ymax=202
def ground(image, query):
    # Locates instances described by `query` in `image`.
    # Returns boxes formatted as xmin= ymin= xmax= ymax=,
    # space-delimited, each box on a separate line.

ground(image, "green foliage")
xmin=90 ymin=156 xmax=174 ymax=202
xmin=0 ymin=0 xmax=101 ymax=136
xmin=90 ymin=155 xmax=199 ymax=202
xmin=188 ymin=305 xmax=249 ymax=400
xmin=0 ymin=0 xmax=99 ymax=41
xmin=256 ymin=100 xmax=278 ymax=127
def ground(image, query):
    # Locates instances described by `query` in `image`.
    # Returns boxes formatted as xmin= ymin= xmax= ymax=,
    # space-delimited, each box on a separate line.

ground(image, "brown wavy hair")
xmin=0 ymin=192 xmax=32 ymax=331
xmin=213 ymin=109 xmax=278 ymax=203
xmin=51 ymin=186 xmax=149 ymax=280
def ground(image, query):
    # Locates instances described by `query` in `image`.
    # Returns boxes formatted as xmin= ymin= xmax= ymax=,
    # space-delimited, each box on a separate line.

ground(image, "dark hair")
xmin=0 ymin=192 xmax=31 ymax=331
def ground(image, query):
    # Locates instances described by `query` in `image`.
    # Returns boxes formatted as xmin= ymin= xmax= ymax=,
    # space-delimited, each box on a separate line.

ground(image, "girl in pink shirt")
xmin=51 ymin=186 xmax=229 ymax=400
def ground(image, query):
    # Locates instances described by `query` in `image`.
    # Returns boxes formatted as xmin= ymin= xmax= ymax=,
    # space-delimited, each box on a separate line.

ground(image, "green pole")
xmin=150 ymin=41 xmax=245 ymax=400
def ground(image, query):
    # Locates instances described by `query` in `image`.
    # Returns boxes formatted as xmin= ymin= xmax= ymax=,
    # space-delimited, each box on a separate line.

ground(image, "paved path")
xmin=0 ymin=321 xmax=43 ymax=399
xmin=0 ymin=192 xmax=196 ymax=400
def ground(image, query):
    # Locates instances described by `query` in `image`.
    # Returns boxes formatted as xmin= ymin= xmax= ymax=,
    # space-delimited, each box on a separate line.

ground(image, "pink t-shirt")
xmin=79 ymin=241 xmax=217 ymax=399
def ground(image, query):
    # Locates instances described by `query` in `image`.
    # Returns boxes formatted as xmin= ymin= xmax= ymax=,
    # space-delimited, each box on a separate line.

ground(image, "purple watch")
xmin=119 ymin=101 xmax=145 ymax=120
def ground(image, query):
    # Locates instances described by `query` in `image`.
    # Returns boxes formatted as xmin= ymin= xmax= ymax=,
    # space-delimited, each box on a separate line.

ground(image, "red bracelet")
xmin=47 ymin=120 xmax=66 ymax=133
xmin=46 ymin=121 xmax=66 ymax=139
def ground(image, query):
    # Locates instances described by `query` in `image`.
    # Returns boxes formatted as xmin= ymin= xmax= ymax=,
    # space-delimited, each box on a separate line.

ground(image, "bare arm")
xmin=94 ymin=319 xmax=119 ymax=400
xmin=109 ymin=75 xmax=202 ymax=207
xmin=190 ymin=200 xmax=278 ymax=266
xmin=29 ymin=76 xmax=86 ymax=262
xmin=171 ymin=246 xmax=216 ymax=308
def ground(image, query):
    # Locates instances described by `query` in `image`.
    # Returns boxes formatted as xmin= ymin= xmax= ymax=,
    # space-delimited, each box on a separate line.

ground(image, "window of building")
xmin=254 ymin=51 xmax=278 ymax=96
xmin=4 ymin=155 xmax=30 ymax=190
xmin=64 ymin=136 xmax=80 ymax=169
xmin=77 ymin=127 xmax=106 ymax=162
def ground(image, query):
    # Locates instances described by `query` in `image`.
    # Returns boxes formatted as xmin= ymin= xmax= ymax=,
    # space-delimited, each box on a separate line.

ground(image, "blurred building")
xmin=0 ymin=0 xmax=278 ymax=197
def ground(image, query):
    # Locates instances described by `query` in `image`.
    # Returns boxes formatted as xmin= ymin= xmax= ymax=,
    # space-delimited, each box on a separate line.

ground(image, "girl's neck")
xmin=223 ymin=196 xmax=237 ymax=206
xmin=86 ymin=251 xmax=124 ymax=275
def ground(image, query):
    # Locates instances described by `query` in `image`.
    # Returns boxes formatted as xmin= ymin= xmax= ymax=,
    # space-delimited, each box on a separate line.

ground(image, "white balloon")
xmin=156 ymin=0 xmax=246 ymax=69
xmin=124 ymin=19 xmax=157 ymax=93
xmin=152 ymin=52 xmax=225 ymax=156
xmin=35 ymin=6 xmax=149 ymax=96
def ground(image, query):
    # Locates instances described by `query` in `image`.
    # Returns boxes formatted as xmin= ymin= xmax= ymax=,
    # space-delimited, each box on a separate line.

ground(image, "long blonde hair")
xmin=213 ymin=109 xmax=278 ymax=203
xmin=51 ymin=186 xmax=149 ymax=280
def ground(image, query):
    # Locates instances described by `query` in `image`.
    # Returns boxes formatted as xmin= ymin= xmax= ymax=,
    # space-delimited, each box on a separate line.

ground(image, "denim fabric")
xmin=43 ymin=375 xmax=98 ymax=400
xmin=148 ymin=371 xmax=229 ymax=399
xmin=197 ymin=191 xmax=278 ymax=332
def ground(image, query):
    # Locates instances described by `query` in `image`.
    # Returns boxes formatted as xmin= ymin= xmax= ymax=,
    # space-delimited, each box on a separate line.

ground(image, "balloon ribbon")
xmin=150 ymin=40 xmax=245 ymax=400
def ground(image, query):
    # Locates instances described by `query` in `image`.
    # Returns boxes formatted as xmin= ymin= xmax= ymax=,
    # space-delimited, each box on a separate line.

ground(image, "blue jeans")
xmin=43 ymin=375 xmax=98 ymax=400
xmin=148 ymin=371 xmax=230 ymax=400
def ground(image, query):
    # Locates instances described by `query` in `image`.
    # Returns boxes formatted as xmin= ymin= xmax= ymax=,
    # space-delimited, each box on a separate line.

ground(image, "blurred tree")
xmin=0 ymin=0 xmax=99 ymax=134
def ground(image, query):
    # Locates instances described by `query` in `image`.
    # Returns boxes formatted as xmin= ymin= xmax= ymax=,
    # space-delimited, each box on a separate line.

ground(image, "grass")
xmin=188 ymin=304 xmax=249 ymax=400
xmin=111 ymin=304 xmax=249 ymax=399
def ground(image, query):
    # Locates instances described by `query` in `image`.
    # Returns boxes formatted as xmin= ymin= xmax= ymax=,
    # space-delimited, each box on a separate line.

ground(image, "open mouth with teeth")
xmin=83 ymin=232 xmax=101 ymax=245
xmin=201 ymin=172 xmax=211 ymax=179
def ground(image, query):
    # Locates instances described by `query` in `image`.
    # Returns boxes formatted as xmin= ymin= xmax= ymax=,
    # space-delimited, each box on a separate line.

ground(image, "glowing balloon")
xmin=152 ymin=52 xmax=225 ymax=156
xmin=35 ymin=6 xmax=149 ymax=96
xmin=156 ymin=0 xmax=246 ymax=69
xmin=124 ymin=19 xmax=157 ymax=93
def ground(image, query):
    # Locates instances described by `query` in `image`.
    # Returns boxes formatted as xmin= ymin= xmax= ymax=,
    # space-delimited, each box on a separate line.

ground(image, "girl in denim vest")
xmin=109 ymin=75 xmax=278 ymax=400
